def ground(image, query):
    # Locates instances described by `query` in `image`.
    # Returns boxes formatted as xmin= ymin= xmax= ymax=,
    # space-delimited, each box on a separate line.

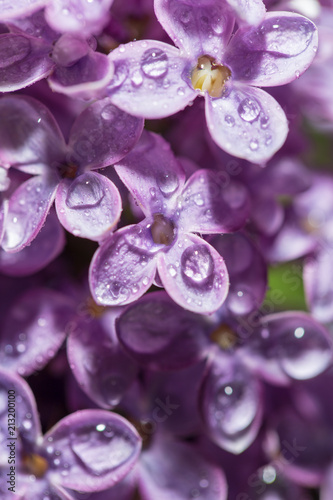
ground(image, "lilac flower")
xmin=89 ymin=131 xmax=250 ymax=314
xmin=105 ymin=1 xmax=318 ymax=162
xmin=0 ymin=368 xmax=142 ymax=499
xmin=0 ymin=95 xmax=143 ymax=250
xmin=0 ymin=10 xmax=113 ymax=94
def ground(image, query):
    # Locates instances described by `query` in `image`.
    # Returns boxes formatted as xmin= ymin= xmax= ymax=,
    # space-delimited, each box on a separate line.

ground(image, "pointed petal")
xmin=115 ymin=131 xmax=185 ymax=217
xmin=116 ymin=291 xmax=209 ymax=370
xmin=154 ymin=0 xmax=235 ymax=59
xmin=158 ymin=233 xmax=229 ymax=315
xmin=205 ymin=86 xmax=288 ymax=163
xmin=2 ymin=175 xmax=58 ymax=252
xmin=89 ymin=223 xmax=158 ymax=306
xmin=107 ymin=40 xmax=196 ymax=119
xmin=0 ymin=95 xmax=66 ymax=173
xmin=225 ymin=12 xmax=318 ymax=87
xmin=139 ymin=438 xmax=227 ymax=500
xmin=68 ymin=98 xmax=143 ymax=170
xmin=0 ymin=34 xmax=54 ymax=92
xmin=67 ymin=309 xmax=139 ymax=409
xmin=178 ymin=169 xmax=250 ymax=234
xmin=55 ymin=172 xmax=122 ymax=241
xmin=225 ymin=0 xmax=266 ymax=26
xmin=199 ymin=353 xmax=263 ymax=454
xmin=0 ymin=289 xmax=73 ymax=377
xmin=0 ymin=209 xmax=65 ymax=276
xmin=44 ymin=410 xmax=141 ymax=492
xmin=260 ymin=312 xmax=332 ymax=380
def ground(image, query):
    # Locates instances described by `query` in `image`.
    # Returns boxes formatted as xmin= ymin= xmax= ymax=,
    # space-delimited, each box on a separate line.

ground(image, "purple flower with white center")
xmin=105 ymin=1 xmax=318 ymax=162
xmin=0 ymin=368 xmax=142 ymax=499
xmin=0 ymin=0 xmax=114 ymax=38
xmin=0 ymin=95 xmax=143 ymax=250
xmin=89 ymin=131 xmax=250 ymax=314
xmin=0 ymin=10 xmax=113 ymax=94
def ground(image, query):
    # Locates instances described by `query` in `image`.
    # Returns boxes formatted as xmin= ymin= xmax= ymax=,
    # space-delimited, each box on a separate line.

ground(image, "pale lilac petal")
xmin=115 ymin=131 xmax=185 ymax=217
xmin=0 ymin=0 xmax=49 ymax=21
xmin=139 ymin=438 xmax=227 ymax=500
xmin=68 ymin=98 xmax=143 ymax=170
xmin=44 ymin=410 xmax=141 ymax=492
xmin=158 ymin=233 xmax=229 ymax=315
xmin=0 ymin=34 xmax=54 ymax=92
xmin=45 ymin=0 xmax=114 ymax=37
xmin=154 ymin=0 xmax=235 ymax=59
xmin=205 ymin=86 xmax=288 ymax=163
xmin=2 ymin=175 xmax=58 ymax=252
xmin=0 ymin=289 xmax=73 ymax=377
xmin=89 ymin=223 xmax=158 ymax=306
xmin=200 ymin=353 xmax=263 ymax=454
xmin=0 ymin=198 xmax=8 ymax=245
xmin=107 ymin=40 xmax=196 ymax=119
xmin=55 ymin=172 xmax=121 ymax=241
xmin=48 ymin=50 xmax=115 ymax=100
xmin=178 ymin=169 xmax=250 ymax=234
xmin=67 ymin=309 xmax=139 ymax=409
xmin=260 ymin=312 xmax=332 ymax=380
xmin=225 ymin=12 xmax=318 ymax=86
xmin=0 ymin=95 xmax=66 ymax=174
xmin=7 ymin=9 xmax=57 ymax=43
xmin=0 ymin=209 xmax=65 ymax=276
xmin=225 ymin=0 xmax=266 ymax=26
xmin=304 ymin=250 xmax=333 ymax=323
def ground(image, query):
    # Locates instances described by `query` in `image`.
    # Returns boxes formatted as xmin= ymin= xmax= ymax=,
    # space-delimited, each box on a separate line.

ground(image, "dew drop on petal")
xmin=224 ymin=115 xmax=235 ymax=127
xmin=249 ymin=139 xmax=259 ymax=151
xmin=181 ymin=244 xmax=214 ymax=285
xmin=66 ymin=174 xmax=104 ymax=209
xmin=238 ymin=98 xmax=260 ymax=122
xmin=141 ymin=48 xmax=168 ymax=79
xmin=157 ymin=172 xmax=179 ymax=196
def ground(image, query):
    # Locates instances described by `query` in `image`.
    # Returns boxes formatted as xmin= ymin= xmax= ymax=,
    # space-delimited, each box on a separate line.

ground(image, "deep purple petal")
xmin=158 ymin=233 xmax=229 ymax=315
xmin=0 ymin=288 xmax=73 ymax=377
xmin=89 ymin=224 xmax=158 ymax=306
xmin=44 ymin=410 xmax=141 ymax=492
xmin=178 ymin=169 xmax=250 ymax=234
xmin=55 ymin=172 xmax=122 ymax=241
xmin=67 ymin=309 xmax=139 ymax=409
xmin=251 ymin=195 xmax=284 ymax=236
xmin=205 ymin=85 xmax=288 ymax=163
xmin=139 ymin=438 xmax=227 ymax=500
xmin=225 ymin=0 xmax=266 ymax=26
xmin=0 ymin=95 xmax=66 ymax=173
xmin=304 ymin=250 xmax=333 ymax=323
xmin=2 ymin=174 xmax=58 ymax=252
xmin=225 ymin=12 xmax=318 ymax=87
xmin=199 ymin=352 xmax=263 ymax=454
xmin=154 ymin=0 xmax=235 ymax=59
xmin=107 ymin=40 xmax=196 ymax=119
xmin=116 ymin=291 xmax=209 ymax=370
xmin=0 ymin=34 xmax=54 ymax=92
xmin=0 ymin=208 xmax=65 ymax=276
xmin=68 ymin=98 xmax=143 ymax=170
xmin=115 ymin=131 xmax=186 ymax=217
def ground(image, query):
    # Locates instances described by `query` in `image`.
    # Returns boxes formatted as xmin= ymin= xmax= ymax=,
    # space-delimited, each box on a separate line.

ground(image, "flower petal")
xmin=154 ymin=0 xmax=235 ymax=59
xmin=205 ymin=86 xmax=288 ymax=163
xmin=44 ymin=410 xmax=141 ymax=492
xmin=304 ymin=250 xmax=333 ymax=324
xmin=107 ymin=40 xmax=196 ymax=119
xmin=89 ymin=223 xmax=158 ymax=306
xmin=115 ymin=131 xmax=185 ymax=217
xmin=0 ymin=0 xmax=49 ymax=21
xmin=0 ymin=34 xmax=54 ymax=92
xmin=225 ymin=0 xmax=266 ymax=26
xmin=158 ymin=233 xmax=229 ymax=315
xmin=68 ymin=98 xmax=143 ymax=170
xmin=225 ymin=12 xmax=318 ymax=86
xmin=55 ymin=172 xmax=122 ymax=241
xmin=178 ymin=169 xmax=250 ymax=234
xmin=2 ymin=174 xmax=58 ymax=252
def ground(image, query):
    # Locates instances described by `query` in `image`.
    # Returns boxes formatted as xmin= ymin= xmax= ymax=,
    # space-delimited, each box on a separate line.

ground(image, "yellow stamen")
xmin=22 ymin=454 xmax=49 ymax=478
xmin=210 ymin=323 xmax=237 ymax=350
xmin=191 ymin=55 xmax=231 ymax=98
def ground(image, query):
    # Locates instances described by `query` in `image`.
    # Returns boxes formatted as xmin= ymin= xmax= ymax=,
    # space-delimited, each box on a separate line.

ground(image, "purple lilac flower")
xmin=0 ymin=95 xmax=143 ymax=251
xmin=89 ymin=131 xmax=250 ymax=314
xmin=0 ymin=368 xmax=142 ymax=499
xmin=104 ymin=1 xmax=318 ymax=162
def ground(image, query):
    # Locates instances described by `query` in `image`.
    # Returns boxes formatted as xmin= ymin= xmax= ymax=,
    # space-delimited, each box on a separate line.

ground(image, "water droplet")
xmin=96 ymin=424 xmax=106 ymax=432
xmin=295 ymin=70 xmax=300 ymax=79
xmin=168 ymin=264 xmax=177 ymax=277
xmin=66 ymin=173 xmax=104 ymax=209
xmin=238 ymin=98 xmax=260 ymax=122
xmin=224 ymin=115 xmax=235 ymax=127
xmin=179 ymin=6 xmax=191 ymax=25
xmin=141 ymin=48 xmax=168 ymax=79
xmin=157 ymin=172 xmax=179 ymax=196
xmin=260 ymin=115 xmax=269 ymax=129
xmin=22 ymin=420 xmax=32 ymax=430
xmin=142 ymin=277 xmax=149 ymax=286
xmin=150 ymin=187 xmax=157 ymax=199
xmin=177 ymin=87 xmax=185 ymax=96
xmin=131 ymin=71 xmax=143 ymax=87
xmin=118 ymin=45 xmax=125 ymax=53
xmin=193 ymin=192 xmax=204 ymax=207
xmin=249 ymin=139 xmax=259 ymax=151
xmin=181 ymin=244 xmax=214 ymax=285
xmin=227 ymin=285 xmax=256 ymax=315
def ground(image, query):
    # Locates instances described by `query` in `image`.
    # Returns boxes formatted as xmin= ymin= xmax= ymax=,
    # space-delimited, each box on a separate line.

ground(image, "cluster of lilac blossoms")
xmin=1 ymin=0 xmax=333 ymax=499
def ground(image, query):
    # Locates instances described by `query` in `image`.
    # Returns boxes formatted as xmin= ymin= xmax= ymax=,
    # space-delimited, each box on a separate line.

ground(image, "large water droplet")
xmin=157 ymin=171 xmax=179 ymax=196
xmin=141 ymin=48 xmax=168 ymax=79
xmin=66 ymin=173 xmax=104 ymax=209
xmin=181 ymin=244 xmax=214 ymax=285
xmin=238 ymin=98 xmax=260 ymax=122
